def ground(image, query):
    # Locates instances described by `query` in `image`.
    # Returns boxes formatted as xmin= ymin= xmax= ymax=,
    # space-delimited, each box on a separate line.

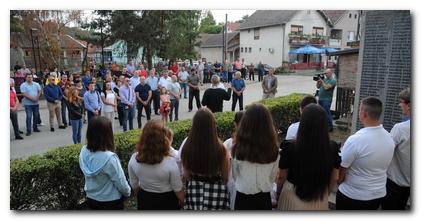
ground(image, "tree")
xmin=236 ymin=14 xmax=250 ymax=23
xmin=199 ymin=11 xmax=223 ymax=34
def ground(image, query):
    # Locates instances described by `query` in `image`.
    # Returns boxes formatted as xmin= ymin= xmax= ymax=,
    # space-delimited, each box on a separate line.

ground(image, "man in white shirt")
xmin=158 ymin=71 xmax=172 ymax=90
xmin=177 ymin=67 xmax=189 ymax=99
xmin=336 ymin=97 xmax=395 ymax=210
xmin=130 ymin=70 xmax=141 ymax=90
xmin=381 ymin=88 xmax=411 ymax=210
xmin=285 ymin=95 xmax=317 ymax=140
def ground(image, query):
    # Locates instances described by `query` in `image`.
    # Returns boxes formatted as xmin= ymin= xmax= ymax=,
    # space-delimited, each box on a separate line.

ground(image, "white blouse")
xmin=232 ymin=154 xmax=280 ymax=195
xmin=128 ymin=153 xmax=183 ymax=193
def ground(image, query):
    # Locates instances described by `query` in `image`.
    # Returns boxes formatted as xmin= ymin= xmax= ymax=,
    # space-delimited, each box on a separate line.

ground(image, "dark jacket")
xmin=201 ymin=87 xmax=231 ymax=113
xmin=67 ymin=101 xmax=83 ymax=120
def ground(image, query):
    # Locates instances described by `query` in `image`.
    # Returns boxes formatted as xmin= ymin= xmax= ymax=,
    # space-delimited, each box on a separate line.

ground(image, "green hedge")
xmin=10 ymin=93 xmax=306 ymax=210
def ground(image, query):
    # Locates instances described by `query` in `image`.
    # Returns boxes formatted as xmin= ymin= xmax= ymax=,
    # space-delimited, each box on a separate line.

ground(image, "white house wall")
xmin=240 ymin=25 xmax=284 ymax=67
xmin=283 ymin=10 xmax=329 ymax=61
xmin=200 ymin=47 xmax=223 ymax=63
xmin=334 ymin=10 xmax=359 ymax=48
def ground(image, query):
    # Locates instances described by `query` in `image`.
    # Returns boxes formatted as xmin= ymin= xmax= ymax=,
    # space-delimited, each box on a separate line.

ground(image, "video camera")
xmin=313 ymin=73 xmax=325 ymax=81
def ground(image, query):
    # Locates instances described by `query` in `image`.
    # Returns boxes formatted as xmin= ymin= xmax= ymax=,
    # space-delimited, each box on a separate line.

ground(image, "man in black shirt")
xmin=134 ymin=76 xmax=152 ymax=128
xmin=201 ymin=75 xmax=232 ymax=113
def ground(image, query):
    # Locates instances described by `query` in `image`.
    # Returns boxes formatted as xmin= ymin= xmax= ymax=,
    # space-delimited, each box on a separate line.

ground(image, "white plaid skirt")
xmin=184 ymin=175 xmax=230 ymax=210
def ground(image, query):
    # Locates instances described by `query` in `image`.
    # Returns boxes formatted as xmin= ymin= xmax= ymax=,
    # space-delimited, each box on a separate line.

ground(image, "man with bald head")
xmin=201 ymin=75 xmax=232 ymax=113
xmin=316 ymin=68 xmax=337 ymax=132
xmin=135 ymin=76 xmax=152 ymax=128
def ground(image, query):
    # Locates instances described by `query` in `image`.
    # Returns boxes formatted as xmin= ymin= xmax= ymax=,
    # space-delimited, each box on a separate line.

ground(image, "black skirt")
xmin=234 ymin=191 xmax=272 ymax=210
xmin=137 ymin=189 xmax=180 ymax=210
xmin=86 ymin=197 xmax=124 ymax=210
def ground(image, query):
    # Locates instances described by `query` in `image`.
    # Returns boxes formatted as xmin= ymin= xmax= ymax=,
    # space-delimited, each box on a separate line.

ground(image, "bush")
xmin=10 ymin=93 xmax=306 ymax=210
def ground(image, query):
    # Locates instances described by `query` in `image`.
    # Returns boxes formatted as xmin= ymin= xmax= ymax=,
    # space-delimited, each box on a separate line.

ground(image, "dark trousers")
xmin=249 ymin=71 xmax=255 ymax=81
xmin=137 ymin=101 xmax=151 ymax=128
xmin=10 ymin=111 xmax=20 ymax=138
xmin=122 ymin=104 xmax=134 ymax=131
xmin=61 ymin=99 xmax=69 ymax=125
xmin=381 ymin=178 xmax=410 ymax=210
xmin=204 ymin=71 xmax=210 ymax=83
xmin=170 ymin=99 xmax=179 ymax=122
xmin=318 ymin=99 xmax=333 ymax=130
xmin=235 ymin=191 xmax=272 ymax=210
xmin=188 ymin=89 xmax=201 ymax=111
xmin=24 ymin=105 xmax=39 ymax=133
xmin=87 ymin=110 xmax=101 ymax=122
xmin=152 ymin=90 xmax=160 ymax=114
xmin=228 ymin=72 xmax=233 ymax=83
xmin=87 ymin=197 xmax=124 ymax=210
xmin=336 ymin=190 xmax=382 ymax=210
xmin=137 ymin=189 xmax=180 ymax=210
xmin=232 ymin=93 xmax=244 ymax=111
xmin=258 ymin=73 xmax=263 ymax=82
xmin=117 ymin=103 xmax=123 ymax=126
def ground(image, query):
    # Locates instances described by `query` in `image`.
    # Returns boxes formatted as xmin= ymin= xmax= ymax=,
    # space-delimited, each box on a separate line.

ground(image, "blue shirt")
xmin=20 ymin=81 xmax=41 ymax=106
xmin=83 ymin=90 xmax=102 ymax=112
xmin=43 ymin=84 xmax=63 ymax=103
xmin=82 ymin=76 xmax=92 ymax=89
xmin=146 ymin=76 xmax=159 ymax=91
xmin=231 ymin=78 xmax=245 ymax=92
xmin=119 ymin=85 xmax=136 ymax=106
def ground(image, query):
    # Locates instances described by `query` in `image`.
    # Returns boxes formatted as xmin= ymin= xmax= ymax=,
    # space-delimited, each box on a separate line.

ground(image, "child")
xmin=160 ymin=87 xmax=171 ymax=123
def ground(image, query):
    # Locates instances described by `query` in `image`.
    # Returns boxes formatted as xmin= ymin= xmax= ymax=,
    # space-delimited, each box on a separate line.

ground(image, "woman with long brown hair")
xmin=67 ymin=86 xmax=83 ymax=144
xmin=231 ymin=103 xmax=280 ymax=210
xmin=181 ymin=107 xmax=230 ymax=210
xmin=128 ymin=120 xmax=184 ymax=210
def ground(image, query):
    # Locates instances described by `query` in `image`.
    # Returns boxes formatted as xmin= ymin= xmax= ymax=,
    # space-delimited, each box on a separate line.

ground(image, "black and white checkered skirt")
xmin=184 ymin=174 xmax=230 ymax=210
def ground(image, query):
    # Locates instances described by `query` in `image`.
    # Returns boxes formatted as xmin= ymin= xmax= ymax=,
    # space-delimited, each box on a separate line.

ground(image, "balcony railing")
xmin=329 ymin=39 xmax=342 ymax=47
xmin=288 ymin=33 xmax=327 ymax=45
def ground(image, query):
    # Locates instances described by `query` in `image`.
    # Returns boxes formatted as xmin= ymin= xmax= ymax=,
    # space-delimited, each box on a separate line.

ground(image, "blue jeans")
xmin=123 ymin=104 xmax=134 ymax=131
xmin=70 ymin=119 xmax=83 ymax=144
xmin=318 ymin=99 xmax=333 ymax=129
xmin=180 ymin=82 xmax=188 ymax=98
xmin=24 ymin=105 xmax=39 ymax=133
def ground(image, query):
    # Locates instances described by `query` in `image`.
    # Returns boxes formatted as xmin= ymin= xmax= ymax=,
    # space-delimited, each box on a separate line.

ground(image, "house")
xmin=198 ymin=32 xmax=240 ymax=63
xmin=239 ymin=10 xmax=331 ymax=68
xmin=227 ymin=22 xmax=240 ymax=33
xmin=10 ymin=32 xmax=87 ymax=70
xmin=323 ymin=10 xmax=360 ymax=49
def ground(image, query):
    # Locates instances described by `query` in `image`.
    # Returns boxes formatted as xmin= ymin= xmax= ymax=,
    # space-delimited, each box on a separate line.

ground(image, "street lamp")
xmin=29 ymin=28 xmax=38 ymax=73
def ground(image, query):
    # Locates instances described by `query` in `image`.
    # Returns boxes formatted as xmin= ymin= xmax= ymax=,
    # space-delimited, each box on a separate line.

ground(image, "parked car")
xmin=254 ymin=64 xmax=273 ymax=75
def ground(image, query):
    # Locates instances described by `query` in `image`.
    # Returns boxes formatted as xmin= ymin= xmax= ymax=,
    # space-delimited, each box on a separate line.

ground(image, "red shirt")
xmin=10 ymin=89 xmax=16 ymax=108
xmin=170 ymin=64 xmax=178 ymax=74
xmin=140 ymin=69 xmax=147 ymax=78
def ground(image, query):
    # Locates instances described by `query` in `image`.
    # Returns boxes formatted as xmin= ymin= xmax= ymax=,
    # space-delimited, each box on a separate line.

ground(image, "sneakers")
xmin=37 ymin=122 xmax=45 ymax=126
xmin=26 ymin=132 xmax=31 ymax=136
xmin=59 ymin=125 xmax=66 ymax=129
xmin=15 ymin=136 xmax=24 ymax=140
xmin=51 ymin=128 xmax=55 ymax=132
xmin=19 ymin=130 xmax=24 ymax=134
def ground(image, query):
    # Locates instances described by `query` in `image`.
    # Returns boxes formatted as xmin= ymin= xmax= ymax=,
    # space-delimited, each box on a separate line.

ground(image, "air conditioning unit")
xmin=269 ymin=48 xmax=275 ymax=53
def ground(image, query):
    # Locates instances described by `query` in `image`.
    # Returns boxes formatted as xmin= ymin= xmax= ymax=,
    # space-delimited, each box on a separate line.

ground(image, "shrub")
xmin=10 ymin=93 xmax=306 ymax=210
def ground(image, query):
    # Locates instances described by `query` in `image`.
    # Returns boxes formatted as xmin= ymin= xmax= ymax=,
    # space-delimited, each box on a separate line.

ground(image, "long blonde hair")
xmin=67 ymin=87 xmax=80 ymax=105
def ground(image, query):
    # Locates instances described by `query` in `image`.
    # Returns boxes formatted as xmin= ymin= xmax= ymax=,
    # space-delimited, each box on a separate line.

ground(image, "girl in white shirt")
xmin=101 ymin=81 xmax=117 ymax=131
xmin=231 ymin=103 xmax=280 ymax=210
xmin=128 ymin=120 xmax=184 ymax=210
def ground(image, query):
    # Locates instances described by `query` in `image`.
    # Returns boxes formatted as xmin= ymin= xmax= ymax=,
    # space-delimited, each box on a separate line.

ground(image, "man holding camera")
xmin=316 ymin=68 xmax=336 ymax=132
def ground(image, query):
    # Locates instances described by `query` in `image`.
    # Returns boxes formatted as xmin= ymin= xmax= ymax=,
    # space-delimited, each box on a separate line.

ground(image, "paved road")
xmin=10 ymin=74 xmax=318 ymax=160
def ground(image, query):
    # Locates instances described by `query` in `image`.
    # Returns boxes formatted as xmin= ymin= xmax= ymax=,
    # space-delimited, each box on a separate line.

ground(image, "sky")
xmin=210 ymin=10 xmax=255 ymax=23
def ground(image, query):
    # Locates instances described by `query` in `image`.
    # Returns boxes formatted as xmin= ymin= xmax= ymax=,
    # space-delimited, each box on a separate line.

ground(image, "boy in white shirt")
xmin=337 ymin=97 xmax=394 ymax=210
xmin=285 ymin=95 xmax=317 ymax=140
xmin=381 ymin=88 xmax=411 ymax=210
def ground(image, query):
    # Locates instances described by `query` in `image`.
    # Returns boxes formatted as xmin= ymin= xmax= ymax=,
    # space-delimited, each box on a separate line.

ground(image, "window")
xmin=259 ymin=48 xmax=261 ymax=52
xmin=349 ymin=13 xmax=352 ymax=18
xmin=330 ymin=29 xmax=343 ymax=39
xmin=254 ymin=28 xmax=260 ymax=40
xmin=312 ymin=27 xmax=324 ymax=36
xmin=355 ymin=14 xmax=357 ymax=19
xmin=241 ymin=47 xmax=243 ymax=53
xmin=249 ymin=47 xmax=252 ymax=53
xmin=245 ymin=47 xmax=248 ymax=53
xmin=348 ymin=31 xmax=355 ymax=41
xmin=291 ymin=25 xmax=303 ymax=35
xmin=25 ymin=50 xmax=29 ymax=56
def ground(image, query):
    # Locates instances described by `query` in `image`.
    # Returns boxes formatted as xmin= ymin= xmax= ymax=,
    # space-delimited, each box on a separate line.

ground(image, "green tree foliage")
xmin=199 ymin=11 xmax=223 ymax=34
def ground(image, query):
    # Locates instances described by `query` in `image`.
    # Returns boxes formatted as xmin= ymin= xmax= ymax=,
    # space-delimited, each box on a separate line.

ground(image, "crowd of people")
xmin=76 ymin=86 xmax=410 ymax=210
xmin=10 ymin=59 xmax=278 ymax=142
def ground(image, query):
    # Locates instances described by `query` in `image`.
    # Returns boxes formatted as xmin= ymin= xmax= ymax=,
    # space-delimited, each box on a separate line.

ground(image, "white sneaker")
xmin=38 ymin=122 xmax=46 ymax=126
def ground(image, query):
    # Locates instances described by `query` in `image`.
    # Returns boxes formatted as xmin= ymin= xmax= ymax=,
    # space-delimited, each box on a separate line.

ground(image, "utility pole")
xmin=225 ymin=13 xmax=228 ymax=62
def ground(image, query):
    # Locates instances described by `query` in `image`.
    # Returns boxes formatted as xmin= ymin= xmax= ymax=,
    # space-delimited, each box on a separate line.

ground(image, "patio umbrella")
xmin=289 ymin=45 xmax=323 ymax=54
